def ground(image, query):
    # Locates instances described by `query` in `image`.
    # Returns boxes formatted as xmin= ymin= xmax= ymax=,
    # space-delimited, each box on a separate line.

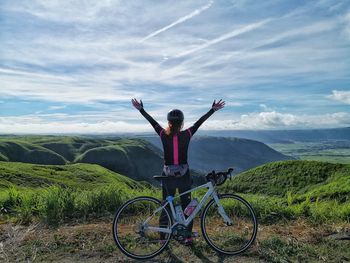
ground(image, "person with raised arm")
xmin=132 ymin=98 xmax=225 ymax=245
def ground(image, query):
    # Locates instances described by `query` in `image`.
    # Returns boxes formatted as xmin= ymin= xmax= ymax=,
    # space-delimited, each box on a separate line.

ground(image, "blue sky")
xmin=0 ymin=0 xmax=349 ymax=134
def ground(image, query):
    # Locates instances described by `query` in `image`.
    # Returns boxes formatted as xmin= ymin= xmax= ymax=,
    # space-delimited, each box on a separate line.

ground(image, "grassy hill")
xmin=0 ymin=160 xmax=349 ymax=225
xmin=217 ymin=160 xmax=350 ymax=223
xmin=75 ymin=139 xmax=163 ymax=182
xmin=0 ymin=136 xmax=164 ymax=183
xmin=0 ymin=161 xmax=153 ymax=225
xmin=222 ymin=160 xmax=350 ymax=204
xmin=0 ymin=136 xmax=113 ymax=162
xmin=0 ymin=161 xmax=146 ymax=190
xmin=0 ymin=140 xmax=66 ymax=164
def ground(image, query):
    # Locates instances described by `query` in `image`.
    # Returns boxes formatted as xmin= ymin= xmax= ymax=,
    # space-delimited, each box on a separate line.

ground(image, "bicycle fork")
xmin=212 ymin=192 xmax=233 ymax=225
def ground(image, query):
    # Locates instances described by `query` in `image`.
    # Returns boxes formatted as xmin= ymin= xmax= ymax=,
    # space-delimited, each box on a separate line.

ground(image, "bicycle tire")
xmin=201 ymin=194 xmax=258 ymax=255
xmin=112 ymin=196 xmax=172 ymax=260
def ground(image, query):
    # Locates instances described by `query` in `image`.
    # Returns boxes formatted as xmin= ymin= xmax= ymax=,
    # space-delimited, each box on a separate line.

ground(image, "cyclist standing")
xmin=131 ymin=98 xmax=225 ymax=245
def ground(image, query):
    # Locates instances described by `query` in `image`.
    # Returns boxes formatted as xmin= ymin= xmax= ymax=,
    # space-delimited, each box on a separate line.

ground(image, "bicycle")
xmin=112 ymin=167 xmax=258 ymax=260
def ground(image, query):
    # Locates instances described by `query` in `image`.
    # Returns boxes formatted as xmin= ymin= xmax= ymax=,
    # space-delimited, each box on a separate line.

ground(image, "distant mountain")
xmin=139 ymin=135 xmax=293 ymax=173
xmin=199 ymin=127 xmax=350 ymax=143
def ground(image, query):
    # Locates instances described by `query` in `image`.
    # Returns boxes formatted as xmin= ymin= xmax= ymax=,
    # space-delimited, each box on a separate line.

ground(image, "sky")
xmin=0 ymin=0 xmax=350 ymax=134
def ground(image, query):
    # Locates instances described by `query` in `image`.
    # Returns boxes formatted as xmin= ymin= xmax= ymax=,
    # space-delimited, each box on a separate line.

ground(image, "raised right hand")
xmin=131 ymin=98 xmax=144 ymax=110
xmin=212 ymin=99 xmax=225 ymax=111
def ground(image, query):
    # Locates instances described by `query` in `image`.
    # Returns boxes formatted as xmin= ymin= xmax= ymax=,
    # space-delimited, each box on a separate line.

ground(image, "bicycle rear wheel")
xmin=112 ymin=196 xmax=172 ymax=260
xmin=201 ymin=194 xmax=257 ymax=255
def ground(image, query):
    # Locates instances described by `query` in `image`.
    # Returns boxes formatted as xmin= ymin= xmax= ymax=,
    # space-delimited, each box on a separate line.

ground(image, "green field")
xmin=268 ymin=141 xmax=350 ymax=164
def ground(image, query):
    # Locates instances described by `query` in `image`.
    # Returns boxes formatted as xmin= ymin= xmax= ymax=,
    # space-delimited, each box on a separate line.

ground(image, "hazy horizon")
xmin=0 ymin=126 xmax=349 ymax=136
xmin=1 ymin=0 xmax=349 ymax=133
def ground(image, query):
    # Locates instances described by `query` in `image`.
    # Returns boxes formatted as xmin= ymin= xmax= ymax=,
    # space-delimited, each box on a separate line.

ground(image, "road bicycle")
xmin=112 ymin=167 xmax=258 ymax=260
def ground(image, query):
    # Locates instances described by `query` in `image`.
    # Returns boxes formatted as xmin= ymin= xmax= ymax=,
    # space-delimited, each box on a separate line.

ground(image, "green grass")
xmin=301 ymin=155 xmax=350 ymax=164
xmin=219 ymin=160 xmax=350 ymax=223
xmin=0 ymin=136 xmax=164 ymax=183
xmin=1 ymin=183 xmax=157 ymax=226
xmin=0 ymin=136 xmax=153 ymax=165
xmin=240 ymin=193 xmax=350 ymax=223
xmin=0 ymin=161 xmax=146 ymax=190
xmin=0 ymin=140 xmax=67 ymax=164
xmin=223 ymin=160 xmax=348 ymax=197
xmin=0 ymin=161 xmax=156 ymax=225
xmin=1 ymin=159 xmax=349 ymax=226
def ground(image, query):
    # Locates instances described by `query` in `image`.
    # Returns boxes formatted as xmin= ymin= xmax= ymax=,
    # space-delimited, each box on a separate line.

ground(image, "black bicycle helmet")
xmin=167 ymin=109 xmax=184 ymax=122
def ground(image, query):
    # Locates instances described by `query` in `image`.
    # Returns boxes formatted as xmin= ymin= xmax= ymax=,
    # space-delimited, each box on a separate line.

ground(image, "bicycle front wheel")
xmin=201 ymin=194 xmax=258 ymax=255
xmin=112 ymin=196 xmax=172 ymax=260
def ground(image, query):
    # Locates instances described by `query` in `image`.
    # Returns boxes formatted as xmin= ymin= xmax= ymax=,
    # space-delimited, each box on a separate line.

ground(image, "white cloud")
xmin=0 ymin=67 xmax=144 ymax=103
xmin=327 ymin=90 xmax=350 ymax=104
xmin=175 ymin=19 xmax=270 ymax=58
xmin=203 ymin=111 xmax=350 ymax=130
xmin=1 ymin=110 xmax=349 ymax=134
xmin=2 ymin=1 xmax=346 ymax=96
xmin=0 ymin=119 xmax=147 ymax=134
xmin=2 ymin=0 xmax=119 ymax=24
xmin=140 ymin=0 xmax=214 ymax=42
xmin=0 ymin=0 xmax=349 ymax=128
xmin=48 ymin=105 xmax=67 ymax=110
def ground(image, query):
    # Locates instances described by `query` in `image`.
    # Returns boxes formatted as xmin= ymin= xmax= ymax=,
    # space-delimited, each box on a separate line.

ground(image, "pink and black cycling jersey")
xmin=140 ymin=108 xmax=215 ymax=165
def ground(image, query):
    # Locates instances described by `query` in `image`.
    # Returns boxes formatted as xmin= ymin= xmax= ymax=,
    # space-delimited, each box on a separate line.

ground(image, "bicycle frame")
xmin=143 ymin=181 xmax=233 ymax=234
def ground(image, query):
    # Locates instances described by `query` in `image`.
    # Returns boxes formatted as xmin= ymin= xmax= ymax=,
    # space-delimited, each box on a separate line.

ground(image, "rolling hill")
xmin=75 ymin=139 xmax=164 ymax=182
xmin=0 ymin=140 xmax=66 ymax=164
xmin=0 ymin=135 xmax=293 ymax=183
xmin=0 ymin=161 xmax=146 ymax=190
xmin=0 ymin=136 xmax=164 ymax=183
xmin=222 ymin=160 xmax=350 ymax=202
